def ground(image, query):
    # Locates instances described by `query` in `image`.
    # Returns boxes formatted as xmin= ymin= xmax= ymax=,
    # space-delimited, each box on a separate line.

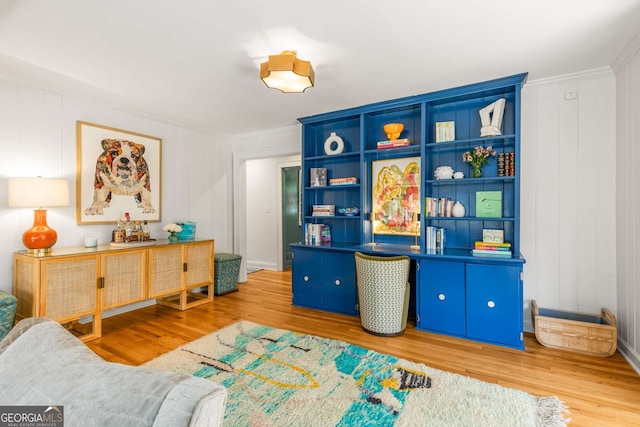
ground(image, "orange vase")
xmin=23 ymin=209 xmax=57 ymax=252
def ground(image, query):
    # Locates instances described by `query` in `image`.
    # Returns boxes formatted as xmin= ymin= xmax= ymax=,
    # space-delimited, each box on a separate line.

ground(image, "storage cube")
xmin=532 ymin=300 xmax=617 ymax=357
xmin=214 ymin=253 xmax=242 ymax=295
xmin=177 ymin=222 xmax=196 ymax=240
xmin=0 ymin=290 xmax=17 ymax=341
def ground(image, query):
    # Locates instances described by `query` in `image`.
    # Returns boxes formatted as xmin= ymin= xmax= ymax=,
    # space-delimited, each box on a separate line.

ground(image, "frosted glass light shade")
xmin=8 ymin=177 xmax=69 ymax=208
xmin=260 ymin=50 xmax=314 ymax=93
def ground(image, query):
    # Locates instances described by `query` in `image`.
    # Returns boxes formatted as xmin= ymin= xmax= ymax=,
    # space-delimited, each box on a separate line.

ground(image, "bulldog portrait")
xmin=84 ymin=138 xmax=156 ymax=215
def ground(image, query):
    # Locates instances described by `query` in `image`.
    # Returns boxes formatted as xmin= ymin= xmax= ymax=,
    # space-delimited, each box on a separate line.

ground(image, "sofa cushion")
xmin=0 ymin=319 xmax=226 ymax=427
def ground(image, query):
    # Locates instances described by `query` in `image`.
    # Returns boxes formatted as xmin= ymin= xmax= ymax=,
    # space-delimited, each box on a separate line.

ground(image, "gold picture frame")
xmin=371 ymin=157 xmax=421 ymax=235
xmin=76 ymin=121 xmax=162 ymax=224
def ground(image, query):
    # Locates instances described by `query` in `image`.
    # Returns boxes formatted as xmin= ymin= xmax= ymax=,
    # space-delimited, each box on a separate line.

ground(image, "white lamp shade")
xmin=8 ymin=177 xmax=69 ymax=208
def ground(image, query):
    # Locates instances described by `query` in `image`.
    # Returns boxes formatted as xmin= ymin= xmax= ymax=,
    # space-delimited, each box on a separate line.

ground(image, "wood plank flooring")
xmin=86 ymin=269 xmax=640 ymax=426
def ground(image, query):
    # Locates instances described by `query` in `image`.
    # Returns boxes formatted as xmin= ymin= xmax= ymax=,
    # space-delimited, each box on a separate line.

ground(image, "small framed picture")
xmin=435 ymin=121 xmax=455 ymax=142
xmin=310 ymin=168 xmax=327 ymax=187
xmin=483 ymin=229 xmax=504 ymax=244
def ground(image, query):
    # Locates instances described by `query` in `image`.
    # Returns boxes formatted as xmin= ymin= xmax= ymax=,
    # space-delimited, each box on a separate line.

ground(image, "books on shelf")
xmin=310 ymin=168 xmax=327 ymax=187
xmin=498 ymin=152 xmax=515 ymax=177
xmin=425 ymin=226 xmax=446 ymax=254
xmin=474 ymin=241 xmax=512 ymax=251
xmin=473 ymin=240 xmax=512 ymax=258
xmin=311 ymin=204 xmax=335 ymax=216
xmin=425 ymin=197 xmax=454 ymax=217
xmin=475 ymin=191 xmax=502 ymax=218
xmin=472 ymin=249 xmax=512 ymax=258
xmin=305 ymin=223 xmax=331 ymax=245
xmin=329 ymin=177 xmax=359 ymax=186
xmin=435 ymin=121 xmax=455 ymax=142
xmin=376 ymin=138 xmax=410 ymax=149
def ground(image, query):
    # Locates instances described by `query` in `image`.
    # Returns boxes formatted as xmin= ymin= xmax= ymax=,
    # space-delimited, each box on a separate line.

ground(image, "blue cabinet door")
xmin=416 ymin=260 xmax=465 ymax=336
xmin=323 ymin=252 xmax=357 ymax=315
xmin=466 ymin=264 xmax=523 ymax=349
xmin=291 ymin=248 xmax=322 ymax=308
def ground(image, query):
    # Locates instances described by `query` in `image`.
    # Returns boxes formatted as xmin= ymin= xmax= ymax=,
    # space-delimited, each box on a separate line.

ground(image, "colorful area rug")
xmin=144 ymin=321 xmax=569 ymax=426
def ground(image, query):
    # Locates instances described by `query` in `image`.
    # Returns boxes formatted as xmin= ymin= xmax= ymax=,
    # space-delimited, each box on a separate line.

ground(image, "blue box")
xmin=177 ymin=222 xmax=196 ymax=240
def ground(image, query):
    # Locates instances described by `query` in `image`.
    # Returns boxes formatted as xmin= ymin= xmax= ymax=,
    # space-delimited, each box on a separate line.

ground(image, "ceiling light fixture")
xmin=260 ymin=50 xmax=314 ymax=93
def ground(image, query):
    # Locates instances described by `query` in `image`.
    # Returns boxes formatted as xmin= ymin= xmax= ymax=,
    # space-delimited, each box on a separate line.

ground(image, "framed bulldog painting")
xmin=76 ymin=121 xmax=162 ymax=224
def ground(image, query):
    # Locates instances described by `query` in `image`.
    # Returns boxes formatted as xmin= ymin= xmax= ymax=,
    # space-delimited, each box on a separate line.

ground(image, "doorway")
xmin=281 ymin=166 xmax=301 ymax=269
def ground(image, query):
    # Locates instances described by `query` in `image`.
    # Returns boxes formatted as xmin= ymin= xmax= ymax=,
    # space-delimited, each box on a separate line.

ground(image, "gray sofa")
xmin=0 ymin=318 xmax=227 ymax=427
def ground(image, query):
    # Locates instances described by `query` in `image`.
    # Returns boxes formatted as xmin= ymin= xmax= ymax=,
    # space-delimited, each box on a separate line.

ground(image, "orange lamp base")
xmin=22 ymin=209 xmax=57 ymax=255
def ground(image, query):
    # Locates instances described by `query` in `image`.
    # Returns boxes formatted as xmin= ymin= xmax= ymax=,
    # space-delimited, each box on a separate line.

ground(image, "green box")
xmin=476 ymin=191 xmax=502 ymax=218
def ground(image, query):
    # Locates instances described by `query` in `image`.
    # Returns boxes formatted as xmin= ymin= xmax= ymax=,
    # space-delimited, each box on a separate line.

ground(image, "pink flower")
xmin=462 ymin=145 xmax=497 ymax=169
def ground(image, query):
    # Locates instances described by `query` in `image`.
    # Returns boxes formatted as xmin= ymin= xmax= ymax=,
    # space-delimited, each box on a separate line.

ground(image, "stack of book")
xmin=425 ymin=197 xmax=454 ymax=217
xmin=312 ymin=205 xmax=335 ymax=216
xmin=377 ymin=138 xmax=410 ymax=149
xmin=498 ymin=152 xmax=515 ymax=177
xmin=329 ymin=177 xmax=359 ymax=186
xmin=305 ymin=223 xmax=331 ymax=245
xmin=472 ymin=241 xmax=512 ymax=258
xmin=425 ymin=226 xmax=446 ymax=254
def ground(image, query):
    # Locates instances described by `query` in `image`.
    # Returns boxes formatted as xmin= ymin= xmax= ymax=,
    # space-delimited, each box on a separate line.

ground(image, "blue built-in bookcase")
xmin=292 ymin=73 xmax=528 ymax=350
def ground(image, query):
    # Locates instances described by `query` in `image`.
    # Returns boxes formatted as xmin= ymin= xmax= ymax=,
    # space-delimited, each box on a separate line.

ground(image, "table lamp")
xmin=8 ymin=177 xmax=69 ymax=255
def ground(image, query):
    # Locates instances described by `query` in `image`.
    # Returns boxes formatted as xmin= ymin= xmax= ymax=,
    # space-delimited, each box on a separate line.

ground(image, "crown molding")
xmin=524 ymin=67 xmax=614 ymax=88
xmin=611 ymin=27 xmax=640 ymax=74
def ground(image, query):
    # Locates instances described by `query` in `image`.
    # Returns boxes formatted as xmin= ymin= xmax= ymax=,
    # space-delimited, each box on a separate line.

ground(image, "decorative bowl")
xmin=337 ymin=207 xmax=360 ymax=217
xmin=383 ymin=123 xmax=404 ymax=140
xmin=434 ymin=165 xmax=454 ymax=180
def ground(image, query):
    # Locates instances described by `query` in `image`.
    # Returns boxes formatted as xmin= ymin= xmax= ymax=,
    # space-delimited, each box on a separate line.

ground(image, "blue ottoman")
xmin=214 ymin=253 xmax=242 ymax=295
xmin=0 ymin=290 xmax=17 ymax=341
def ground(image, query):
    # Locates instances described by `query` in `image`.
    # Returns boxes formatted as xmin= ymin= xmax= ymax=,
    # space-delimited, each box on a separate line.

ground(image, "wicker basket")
xmin=531 ymin=300 xmax=617 ymax=357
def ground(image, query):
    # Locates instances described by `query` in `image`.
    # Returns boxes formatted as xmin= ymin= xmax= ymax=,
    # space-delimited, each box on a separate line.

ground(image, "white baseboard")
xmin=617 ymin=338 xmax=640 ymax=376
xmin=246 ymin=261 xmax=277 ymax=271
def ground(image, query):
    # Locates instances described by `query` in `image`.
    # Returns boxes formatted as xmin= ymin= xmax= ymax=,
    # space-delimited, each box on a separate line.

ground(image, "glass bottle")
xmin=124 ymin=212 xmax=133 ymax=242
xmin=142 ymin=220 xmax=150 ymax=240
xmin=114 ymin=218 xmax=125 ymax=243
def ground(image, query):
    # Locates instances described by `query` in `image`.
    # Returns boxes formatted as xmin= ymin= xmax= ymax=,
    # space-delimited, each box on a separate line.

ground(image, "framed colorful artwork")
xmin=76 ymin=121 xmax=162 ymax=224
xmin=371 ymin=157 xmax=421 ymax=235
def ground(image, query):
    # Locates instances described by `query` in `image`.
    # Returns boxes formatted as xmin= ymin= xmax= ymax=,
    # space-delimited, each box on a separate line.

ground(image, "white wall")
xmin=245 ymin=155 xmax=300 ymax=272
xmin=232 ymin=126 xmax=301 ymax=282
xmin=615 ymin=36 xmax=640 ymax=371
xmin=0 ymin=75 xmax=234 ymax=295
xmin=521 ymin=69 xmax=617 ymax=331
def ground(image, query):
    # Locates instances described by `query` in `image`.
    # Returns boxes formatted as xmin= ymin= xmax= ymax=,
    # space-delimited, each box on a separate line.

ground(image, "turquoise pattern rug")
xmin=144 ymin=321 xmax=569 ymax=426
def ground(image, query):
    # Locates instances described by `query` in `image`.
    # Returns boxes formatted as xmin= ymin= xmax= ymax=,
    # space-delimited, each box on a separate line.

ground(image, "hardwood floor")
xmin=86 ymin=269 xmax=640 ymax=426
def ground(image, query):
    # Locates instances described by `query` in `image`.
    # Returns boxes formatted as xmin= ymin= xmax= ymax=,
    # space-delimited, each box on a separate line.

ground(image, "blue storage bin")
xmin=177 ymin=222 xmax=196 ymax=240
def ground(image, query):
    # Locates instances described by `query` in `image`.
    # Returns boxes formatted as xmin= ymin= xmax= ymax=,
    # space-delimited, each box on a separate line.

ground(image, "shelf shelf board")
xmin=423 ymin=216 xmax=515 ymax=222
xmin=305 ymin=215 xmax=361 ymax=220
xmin=305 ymin=184 xmax=361 ymax=190
xmin=305 ymin=152 xmax=360 ymax=161
xmin=425 ymin=176 xmax=515 ymax=185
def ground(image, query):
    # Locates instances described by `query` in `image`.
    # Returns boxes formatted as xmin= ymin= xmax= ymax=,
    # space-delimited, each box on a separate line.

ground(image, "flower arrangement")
xmin=462 ymin=145 xmax=496 ymax=178
xmin=163 ymin=223 xmax=183 ymax=233
xmin=163 ymin=223 xmax=182 ymax=242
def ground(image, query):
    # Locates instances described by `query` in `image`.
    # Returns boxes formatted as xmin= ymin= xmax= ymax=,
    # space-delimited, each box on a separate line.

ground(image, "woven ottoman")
xmin=0 ymin=290 xmax=17 ymax=341
xmin=214 ymin=253 xmax=242 ymax=295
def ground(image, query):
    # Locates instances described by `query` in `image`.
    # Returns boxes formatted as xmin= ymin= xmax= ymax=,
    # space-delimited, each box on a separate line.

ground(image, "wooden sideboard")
xmin=13 ymin=239 xmax=214 ymax=341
